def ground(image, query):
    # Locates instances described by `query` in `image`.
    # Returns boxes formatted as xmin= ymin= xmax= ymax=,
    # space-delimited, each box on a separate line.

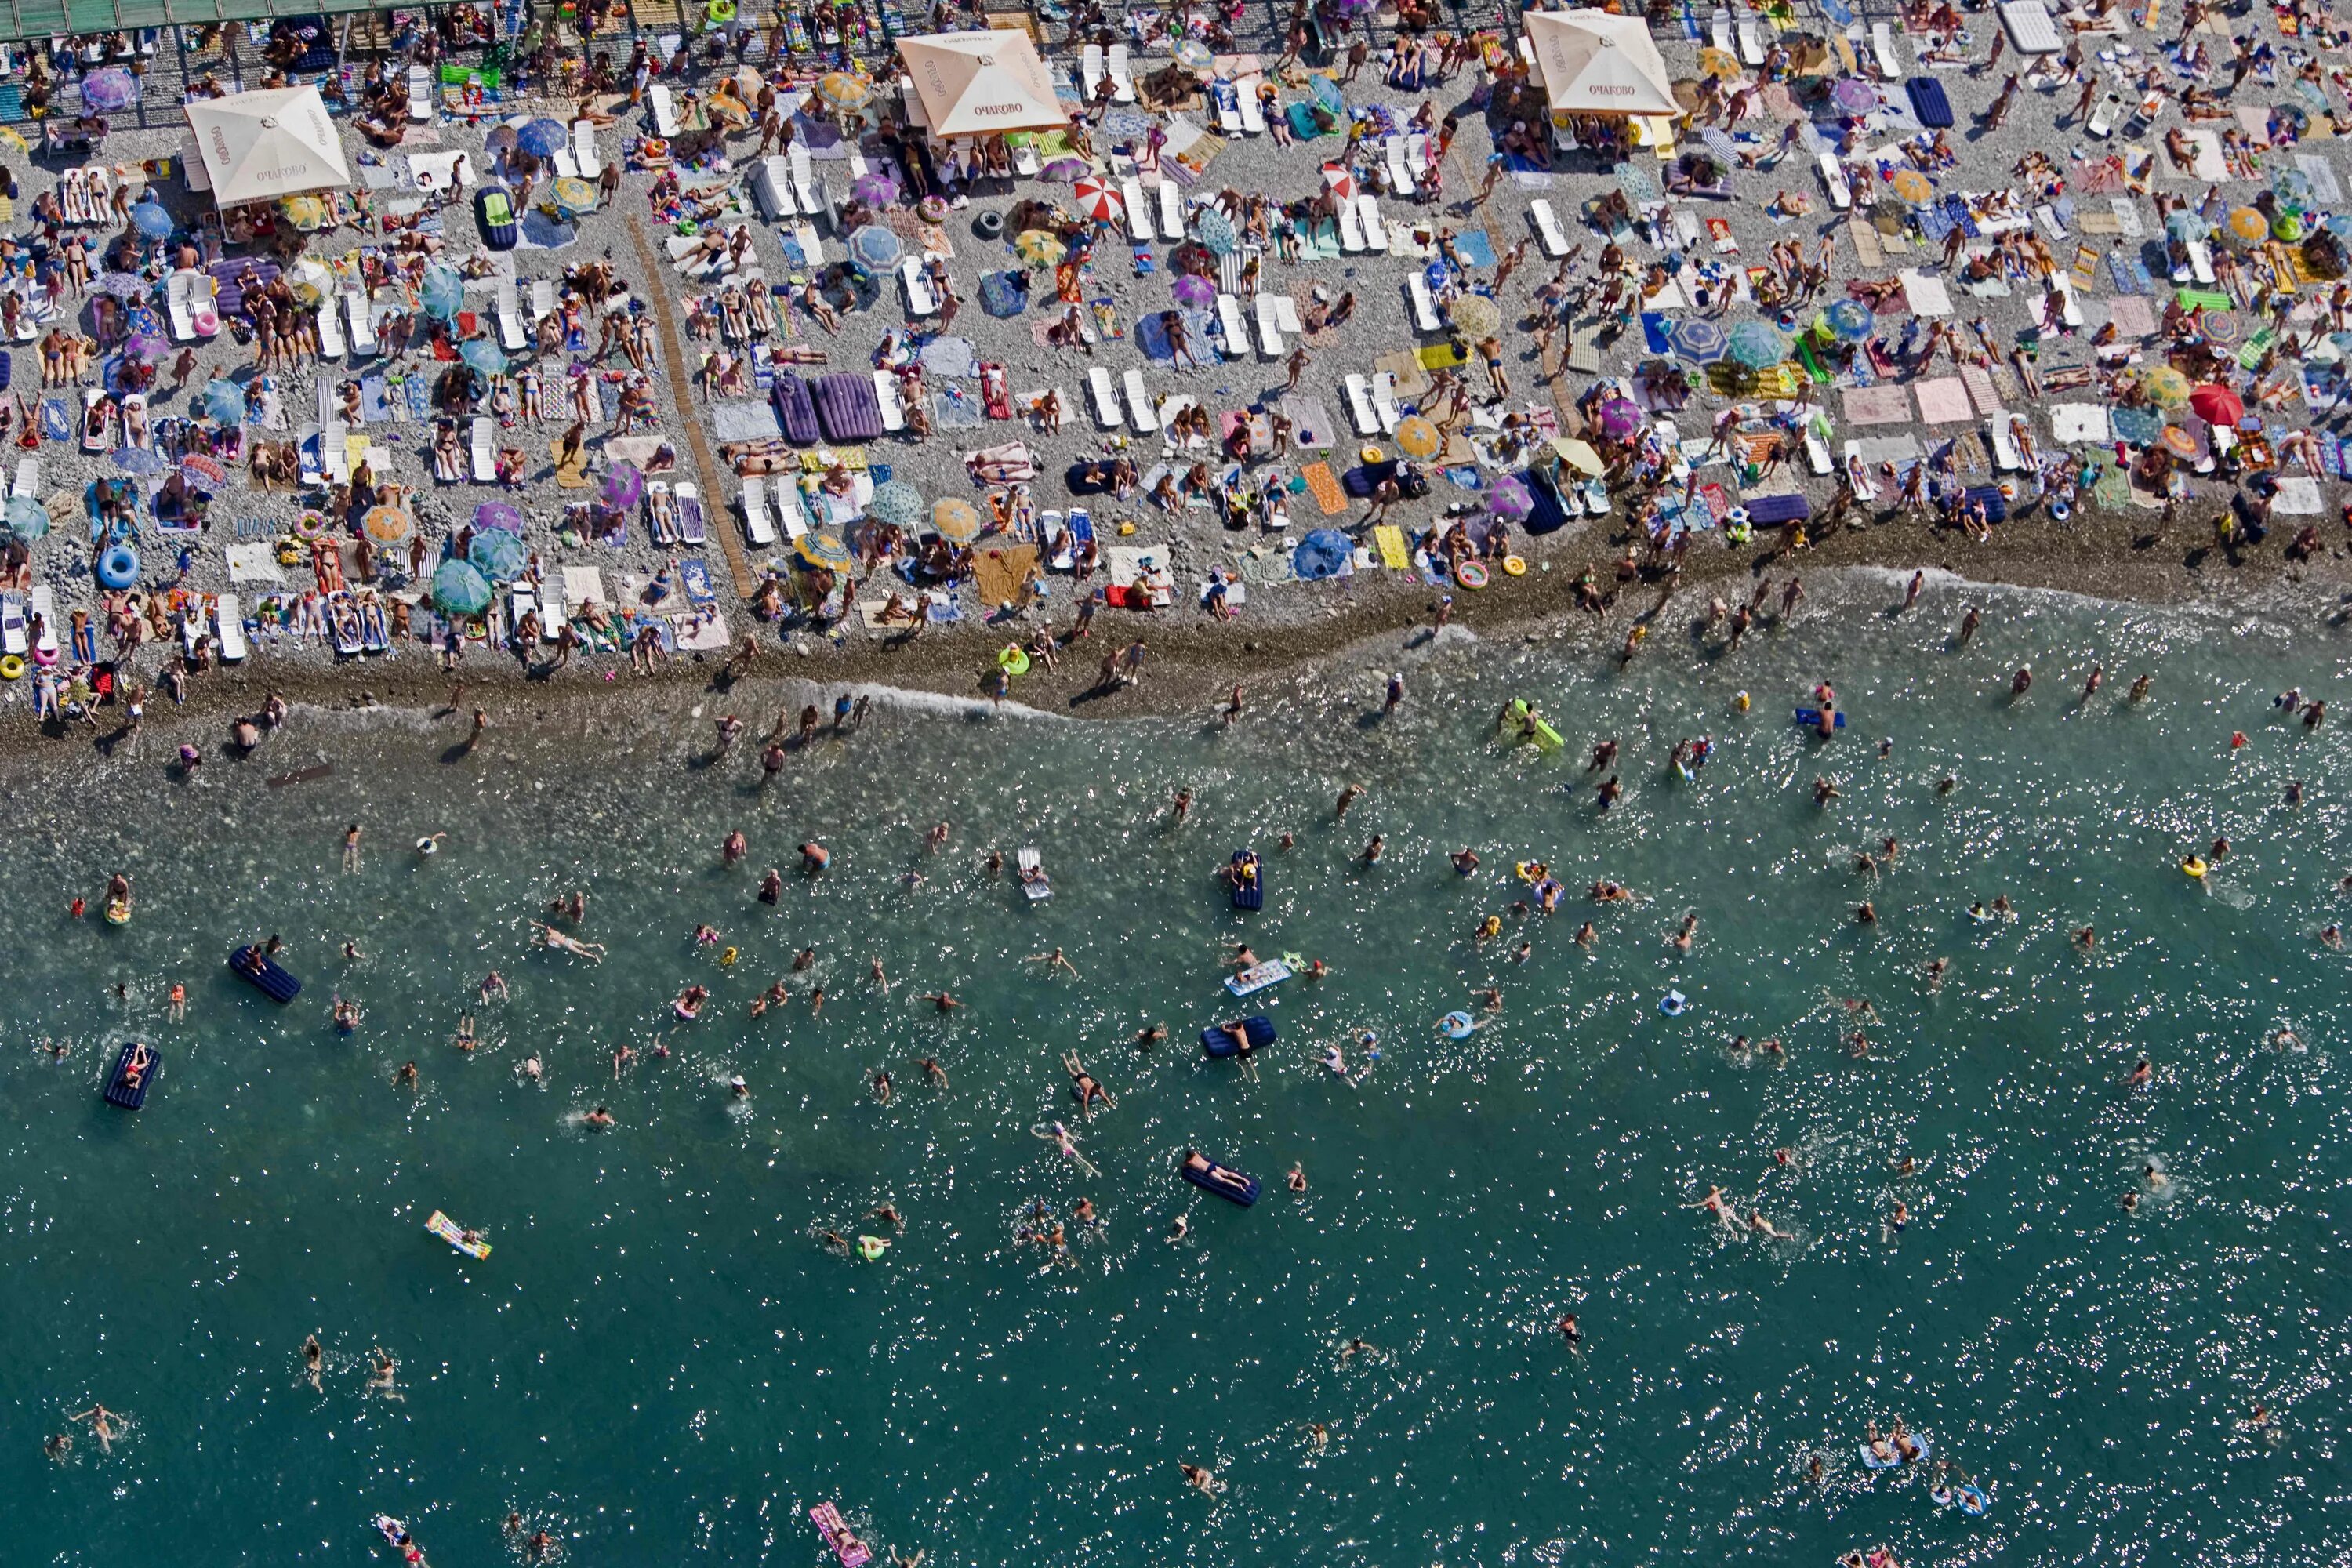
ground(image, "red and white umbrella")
xmin=1071 ymin=174 xmax=1124 ymax=223
xmin=1321 ymin=162 xmax=1357 ymax=200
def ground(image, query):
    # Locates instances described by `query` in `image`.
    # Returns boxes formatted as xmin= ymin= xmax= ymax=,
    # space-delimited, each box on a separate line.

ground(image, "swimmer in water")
xmin=1671 ymin=913 xmax=1697 ymax=953
xmin=1558 ymin=1313 xmax=1581 ymax=1345
xmin=1574 ymin=922 xmax=1597 ymax=949
xmin=394 ymin=1060 xmax=419 ymax=1091
xmin=919 ymin=1057 xmax=948 ymax=1087
xmin=1686 ymin=1186 xmax=1733 ymax=1221
xmin=1179 ymin=1461 xmax=1225 ymax=1496
xmin=583 ymin=1106 xmax=615 ymax=1128
xmin=2129 ymin=673 xmax=2151 ymax=702
xmin=1288 ymin=1163 xmax=1308 ymax=1192
xmin=612 ymin=1042 xmax=635 ymax=1078
xmin=1027 ymin=947 xmax=1081 ymax=978
xmin=366 ymin=1348 xmax=401 ymax=1401
xmin=2143 ymin=1162 xmax=2169 ymax=1191
xmin=2325 ymin=924 xmax=2346 ymax=950
xmin=1134 ymin=1022 xmax=1168 ymax=1047
xmin=1170 ymin=789 xmax=1193 ymax=824
xmin=532 ymin=923 xmax=606 ymax=961
xmin=70 ymin=1403 xmax=124 ymax=1452
xmin=302 ymin=1334 xmax=324 ymax=1392
xmin=920 ymin=993 xmax=963 ymax=1011
xmin=721 ymin=829 xmax=747 ymax=864
xmin=1336 ymin=783 xmax=1366 ymax=818
xmin=1747 ymin=1210 xmax=1788 ymax=1240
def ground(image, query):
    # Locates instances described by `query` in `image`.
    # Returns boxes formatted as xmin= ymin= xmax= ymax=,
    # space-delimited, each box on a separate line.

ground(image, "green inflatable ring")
xmin=997 ymin=644 xmax=1031 ymax=675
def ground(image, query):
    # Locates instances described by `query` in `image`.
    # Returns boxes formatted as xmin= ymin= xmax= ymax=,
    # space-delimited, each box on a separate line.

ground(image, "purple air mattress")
xmin=771 ymin=375 xmax=822 ymax=445
xmin=813 ymin=373 xmax=885 ymax=444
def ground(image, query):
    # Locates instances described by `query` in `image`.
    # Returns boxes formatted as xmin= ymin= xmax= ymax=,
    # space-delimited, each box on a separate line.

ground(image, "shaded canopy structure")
xmin=1524 ymin=11 xmax=1681 ymax=118
xmin=897 ymin=30 xmax=1068 ymax=137
xmin=183 ymin=85 xmax=351 ymax=206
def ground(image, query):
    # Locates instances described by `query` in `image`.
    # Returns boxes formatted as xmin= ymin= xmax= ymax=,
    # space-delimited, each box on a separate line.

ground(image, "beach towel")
xmin=1300 ymin=462 xmax=1347 ymax=514
xmin=679 ymin=558 xmax=717 ymax=604
xmin=360 ymin=375 xmax=390 ymax=423
xmin=920 ymin=336 xmax=976 ymax=379
xmin=1845 ymin=385 xmax=1914 ymax=425
xmin=1450 ymin=231 xmax=1497 ymax=268
xmin=1418 ymin=342 xmax=1468 ymax=370
xmin=1374 ymin=523 xmax=1410 ymax=568
xmin=40 ymin=397 xmax=68 ymax=441
xmin=931 ymin=385 xmax=986 ymax=428
xmin=971 ymin=543 xmax=1039 ymax=608
xmin=1279 ymin=394 xmax=1338 ymax=448
xmin=2107 ymin=252 xmax=2153 ymax=295
xmin=1898 ymin=270 xmax=1953 ymax=317
xmin=550 ymin=439 xmax=591 ymax=487
xmin=2296 ymin=153 xmax=2343 ymax=205
xmin=711 ymin=400 xmax=782 ymax=442
xmin=1853 ymin=434 xmax=1924 ymax=464
xmin=2106 ymin=296 xmax=2156 ymax=337
xmin=225 ymin=543 xmax=285 ymax=583
xmin=1959 ymin=365 xmax=2003 ymax=417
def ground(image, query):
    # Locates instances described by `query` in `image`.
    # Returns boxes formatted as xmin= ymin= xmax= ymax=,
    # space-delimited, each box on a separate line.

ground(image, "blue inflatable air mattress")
xmin=1181 ymin=1150 xmax=1261 ymax=1206
xmin=229 ymin=946 xmax=303 ymax=1003
xmin=1202 ymin=1014 xmax=1276 ymax=1058
xmin=771 ymin=375 xmax=822 ymax=445
xmin=1229 ymin=850 xmax=1265 ymax=910
xmin=813 ymin=373 xmax=886 ymax=443
xmin=1907 ymin=76 xmax=1954 ymax=128
xmin=103 ymin=1041 xmax=156 ymax=1109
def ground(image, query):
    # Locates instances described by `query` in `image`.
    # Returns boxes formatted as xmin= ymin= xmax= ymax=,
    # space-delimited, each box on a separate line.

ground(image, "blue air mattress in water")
xmin=1229 ymin=850 xmax=1265 ymax=909
xmin=103 ymin=1041 xmax=155 ymax=1109
xmin=229 ymin=946 xmax=303 ymax=1003
xmin=1202 ymin=1014 xmax=1276 ymax=1058
xmin=1181 ymin=1151 xmax=1261 ymax=1206
xmin=1907 ymin=76 xmax=1954 ymax=128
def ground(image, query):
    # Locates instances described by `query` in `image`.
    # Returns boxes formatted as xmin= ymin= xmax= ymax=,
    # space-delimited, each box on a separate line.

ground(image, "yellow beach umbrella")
xmin=815 ymin=71 xmax=874 ymax=111
xmin=1012 ymin=228 xmax=1066 ymax=267
xmin=2225 ymin=205 xmax=2269 ymax=244
xmin=1552 ymin=437 xmax=1606 ymax=475
xmin=278 ymin=194 xmax=328 ymax=231
xmin=931 ymin=497 xmax=982 ymax=543
xmin=362 ymin=505 xmax=413 ymax=543
xmin=1889 ymin=168 xmax=1933 ymax=205
xmin=1450 ymin=294 xmax=1502 ymax=339
xmin=1697 ymin=46 xmax=1742 ymax=79
xmin=2142 ymin=366 xmax=2193 ymax=407
xmin=1394 ymin=415 xmax=1441 ymax=459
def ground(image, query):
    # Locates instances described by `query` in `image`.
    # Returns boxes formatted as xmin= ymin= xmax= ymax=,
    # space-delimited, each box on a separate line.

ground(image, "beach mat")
xmin=1301 ymin=462 xmax=1347 ymax=514
xmin=1915 ymin=376 xmax=1973 ymax=423
xmin=1279 ymin=394 xmax=1338 ymax=448
xmin=1845 ymin=385 xmax=1914 ymax=425
xmin=711 ymin=400 xmax=782 ymax=442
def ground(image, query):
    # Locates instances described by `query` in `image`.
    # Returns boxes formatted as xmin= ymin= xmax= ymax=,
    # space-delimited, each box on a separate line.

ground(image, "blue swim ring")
xmin=1659 ymin=989 xmax=1688 ymax=1017
xmin=1438 ymin=1010 xmax=1474 ymax=1040
xmin=96 ymin=543 xmax=139 ymax=590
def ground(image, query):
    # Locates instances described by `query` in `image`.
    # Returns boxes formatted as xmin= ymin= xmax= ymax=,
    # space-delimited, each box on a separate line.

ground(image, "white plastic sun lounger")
xmin=1820 ymin=153 xmax=1853 ymax=209
xmin=165 ymin=270 xmax=196 ymax=339
xmin=1405 ymin=271 xmax=1441 ymax=332
xmin=1370 ymin=372 xmax=1399 ymax=433
xmin=1237 ymin=80 xmax=1265 ymax=134
xmin=27 ymin=583 xmax=56 ymax=661
xmin=1121 ymin=176 xmax=1152 ymax=239
xmin=1710 ymin=7 xmax=1733 ymax=53
xmin=739 ymin=477 xmax=777 ymax=546
xmin=215 ymin=592 xmax=247 ymax=662
xmin=1155 ymin=180 xmax=1185 ymax=239
xmin=649 ymin=83 xmax=681 ymax=137
xmin=1385 ymin=135 xmax=1414 ymax=197
xmin=314 ymin=295 xmax=344 ymax=358
xmin=1107 ymin=43 xmax=1134 ymax=103
xmin=1213 ymin=82 xmax=1243 ymax=134
xmin=13 ymin=456 xmax=38 ymax=499
xmin=1123 ymin=368 xmax=1159 ymax=432
xmin=789 ymin=144 xmax=819 ymax=216
xmin=1737 ymin=19 xmax=1765 ymax=64
xmin=1345 ymin=373 xmax=1380 ymax=435
xmin=1354 ymin=194 xmax=1386 ymax=252
xmin=495 ymin=281 xmax=527 ymax=350
xmin=1998 ymin=0 xmax=2061 ymax=53
xmin=470 ymin=416 xmax=495 ymax=482
xmin=1082 ymin=42 xmax=1106 ymax=99
xmin=900 ymin=256 xmax=939 ymax=315
xmin=572 ymin=121 xmax=604 ymax=178
xmin=753 ymin=155 xmax=797 ymax=219
xmin=407 ymin=63 xmax=433 ymax=120
xmin=0 ymin=593 xmax=23 ymax=657
xmin=1216 ymin=292 xmax=1250 ymax=353
xmin=1803 ymin=423 xmax=1833 ymax=474
xmin=1087 ymin=366 xmax=1123 ymax=427
xmin=1338 ymin=199 xmax=1367 ymax=252
xmin=1988 ymin=417 xmax=2023 ymax=470
xmin=873 ymin=369 xmax=906 ymax=432
xmin=550 ymin=147 xmax=580 ymax=180
xmin=1530 ymin=199 xmax=1570 ymax=257
xmin=347 ymin=289 xmax=378 ymax=355
xmin=1254 ymin=295 xmax=1285 ymax=357
xmin=1871 ymin=22 xmax=1902 ymax=78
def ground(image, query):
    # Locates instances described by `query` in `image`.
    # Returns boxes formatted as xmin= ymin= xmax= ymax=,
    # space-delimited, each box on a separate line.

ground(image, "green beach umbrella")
xmin=432 ymin=557 xmax=493 ymax=615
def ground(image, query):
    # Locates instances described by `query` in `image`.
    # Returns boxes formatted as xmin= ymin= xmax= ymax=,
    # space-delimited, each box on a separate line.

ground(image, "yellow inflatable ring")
xmin=706 ymin=0 xmax=737 ymax=19
xmin=0 ymin=655 xmax=20 ymax=681
xmin=2182 ymin=857 xmax=2208 ymax=879
xmin=997 ymin=645 xmax=1031 ymax=675
xmin=1360 ymin=445 xmax=1385 ymax=464
xmin=1501 ymin=554 xmax=1526 ymax=575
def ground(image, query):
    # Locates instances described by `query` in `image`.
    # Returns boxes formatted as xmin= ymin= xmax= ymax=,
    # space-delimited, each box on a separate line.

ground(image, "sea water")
xmin=5 ymin=581 xmax=2351 ymax=1567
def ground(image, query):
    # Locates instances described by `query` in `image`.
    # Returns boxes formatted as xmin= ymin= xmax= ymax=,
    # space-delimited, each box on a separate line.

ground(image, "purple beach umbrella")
xmin=1596 ymin=398 xmax=1646 ymax=439
xmin=1487 ymin=475 xmax=1534 ymax=520
xmin=474 ymin=501 xmax=524 ymax=534
xmin=80 ymin=67 xmax=139 ymax=114
xmin=1172 ymin=274 xmax=1217 ymax=308
xmin=851 ymin=170 xmax=900 ymax=206
xmin=601 ymin=463 xmax=645 ymax=513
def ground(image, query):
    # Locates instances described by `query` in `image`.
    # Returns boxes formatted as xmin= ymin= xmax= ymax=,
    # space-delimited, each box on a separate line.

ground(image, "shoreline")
xmin=9 ymin=528 xmax=2345 ymax=766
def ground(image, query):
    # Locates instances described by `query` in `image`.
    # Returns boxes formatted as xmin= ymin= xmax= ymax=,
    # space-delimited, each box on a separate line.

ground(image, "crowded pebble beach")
xmin=2 ymin=4 xmax=2350 ymax=1568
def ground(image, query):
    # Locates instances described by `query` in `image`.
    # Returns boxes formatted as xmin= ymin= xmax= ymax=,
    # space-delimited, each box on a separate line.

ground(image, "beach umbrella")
xmin=1698 ymin=125 xmax=1741 ymax=169
xmin=1727 ymin=321 xmax=1788 ymax=368
xmin=1292 ymin=528 xmax=1352 ymax=580
xmin=2225 ymin=205 xmax=2269 ymax=244
xmin=363 ymin=505 xmax=413 ymax=543
xmin=521 ymin=209 xmax=576 ymax=248
xmin=285 ymin=259 xmax=332 ymax=305
xmin=2189 ymin=383 xmax=2244 ymax=426
xmin=1830 ymin=77 xmax=1878 ymax=114
xmin=601 ymin=463 xmax=645 ymax=512
xmin=4 ymin=494 xmax=50 ymax=540
xmin=868 ymin=479 xmax=924 ymax=527
xmin=1309 ymin=73 xmax=1345 ymax=114
xmin=2198 ymin=310 xmax=2246 ymax=347
xmin=2166 ymin=209 xmax=2209 ymax=242
xmin=2273 ymin=167 xmax=2314 ymax=209
xmin=1071 ymin=174 xmax=1123 ymax=223
xmin=852 ymin=170 xmax=901 ymax=207
xmin=1821 ymin=298 xmax=1875 ymax=342
xmin=1394 ymin=415 xmax=1441 ymax=459
xmin=1171 ymin=273 xmax=1217 ymax=308
xmin=799 ymin=530 xmax=855 ymax=568
xmin=1596 ymin=397 xmax=1646 ymax=439
xmin=815 ymin=71 xmax=874 ymax=112
xmin=129 ymin=200 xmax=174 ymax=239
xmin=202 ymin=379 xmax=246 ymax=424
xmin=474 ymin=501 xmax=523 ymax=534
xmin=1321 ymin=162 xmax=1358 ymax=200
xmin=1012 ymin=229 xmax=1066 ymax=267
xmin=1174 ymin=38 xmax=1215 ymax=69
xmin=548 ymin=176 xmax=598 ymax=219
xmin=1668 ymin=317 xmax=1727 ymax=365
xmin=1450 ymin=294 xmax=1501 ymax=339
xmin=1888 ymin=168 xmax=1933 ymax=205
xmin=517 ymin=117 xmax=569 ymax=157
xmin=179 ymin=453 xmax=228 ymax=489
xmin=1196 ymin=209 xmax=1239 ymax=257
xmin=1553 ymin=437 xmax=1606 ymax=475
xmin=485 ymin=123 xmax=521 ymax=155
xmin=80 ymin=67 xmax=139 ymax=114
xmin=848 ymin=224 xmax=903 ymax=269
xmin=2158 ymin=424 xmax=2201 ymax=458
xmin=468 ymin=528 xmax=527 ymax=580
xmin=112 ymin=447 xmax=165 ymax=474
xmin=278 ymin=194 xmax=328 ymax=231
xmin=419 ymin=262 xmax=466 ymax=319
xmin=1697 ymin=45 xmax=1742 ymax=78
xmin=1333 ymin=0 xmax=1377 ymax=18
xmin=124 ymin=332 xmax=170 ymax=360
xmin=931 ymin=497 xmax=982 ymax=543
xmin=461 ymin=339 xmax=508 ymax=375
xmin=1487 ymin=475 xmax=1534 ymax=519
xmin=432 ymin=557 xmax=492 ymax=615
xmin=2142 ymin=365 xmax=2193 ymax=407
xmin=96 ymin=271 xmax=147 ymax=299
xmin=1040 ymin=156 xmax=1091 ymax=181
